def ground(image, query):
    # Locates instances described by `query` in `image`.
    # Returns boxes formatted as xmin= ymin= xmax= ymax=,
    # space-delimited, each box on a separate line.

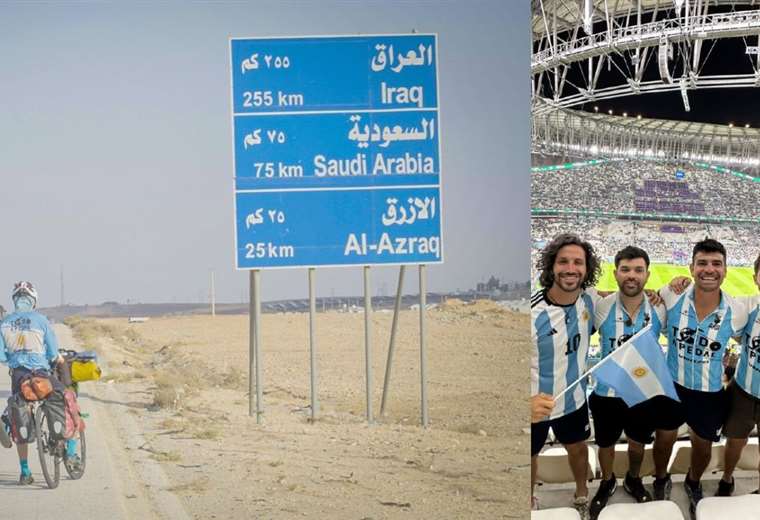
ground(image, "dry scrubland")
xmin=66 ymin=300 xmax=530 ymax=519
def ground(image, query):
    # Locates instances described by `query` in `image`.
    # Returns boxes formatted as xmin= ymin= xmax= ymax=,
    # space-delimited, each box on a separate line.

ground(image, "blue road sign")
xmin=235 ymin=188 xmax=441 ymax=268
xmin=230 ymin=34 xmax=442 ymax=269
xmin=231 ymin=35 xmax=438 ymax=113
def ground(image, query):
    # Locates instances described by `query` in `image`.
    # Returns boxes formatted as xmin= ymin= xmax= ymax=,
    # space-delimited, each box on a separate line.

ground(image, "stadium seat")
xmin=531 ymin=507 xmax=581 ymax=520
xmin=598 ymin=501 xmax=684 ymax=520
xmin=611 ymin=442 xmax=656 ymax=477
xmin=736 ymin=437 xmax=759 ymax=471
xmin=669 ymin=440 xmax=725 ymax=474
xmin=537 ymin=446 xmax=597 ymax=483
xmin=695 ymin=495 xmax=760 ymax=519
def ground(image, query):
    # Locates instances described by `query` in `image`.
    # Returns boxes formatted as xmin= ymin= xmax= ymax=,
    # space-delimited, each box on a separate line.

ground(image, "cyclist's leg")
xmin=9 ymin=367 xmax=35 ymax=481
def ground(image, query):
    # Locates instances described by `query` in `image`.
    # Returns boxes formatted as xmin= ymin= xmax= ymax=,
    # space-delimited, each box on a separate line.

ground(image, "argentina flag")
xmin=592 ymin=327 xmax=680 ymax=407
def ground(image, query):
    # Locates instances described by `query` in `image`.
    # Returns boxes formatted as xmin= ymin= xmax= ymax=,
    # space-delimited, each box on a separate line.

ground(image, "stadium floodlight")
xmin=680 ymin=77 xmax=691 ymax=112
xmin=658 ymin=37 xmax=673 ymax=84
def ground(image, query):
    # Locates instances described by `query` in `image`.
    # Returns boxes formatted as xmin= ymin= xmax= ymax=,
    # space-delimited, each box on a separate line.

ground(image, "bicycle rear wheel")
xmin=64 ymin=426 xmax=86 ymax=479
xmin=34 ymin=406 xmax=61 ymax=489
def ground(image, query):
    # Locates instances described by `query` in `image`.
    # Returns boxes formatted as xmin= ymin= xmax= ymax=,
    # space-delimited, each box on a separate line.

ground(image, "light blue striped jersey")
xmin=593 ymin=293 xmax=666 ymax=397
xmin=661 ymin=285 xmax=748 ymax=392
xmin=735 ymin=295 xmax=760 ymax=397
xmin=531 ymin=288 xmax=598 ymax=421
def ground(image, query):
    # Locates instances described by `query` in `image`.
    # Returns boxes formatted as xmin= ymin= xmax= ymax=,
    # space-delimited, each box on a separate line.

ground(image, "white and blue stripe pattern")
xmin=661 ymin=285 xmax=748 ymax=392
xmin=593 ymin=294 xmax=665 ymax=397
xmin=736 ymin=296 xmax=760 ymax=397
xmin=531 ymin=289 xmax=596 ymax=420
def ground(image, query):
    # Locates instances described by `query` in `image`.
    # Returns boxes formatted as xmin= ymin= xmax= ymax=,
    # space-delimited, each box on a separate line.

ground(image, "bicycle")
xmin=1 ymin=359 xmax=88 ymax=488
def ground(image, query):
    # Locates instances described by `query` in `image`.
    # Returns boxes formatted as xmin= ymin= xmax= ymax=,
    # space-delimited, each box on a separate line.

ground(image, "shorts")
xmin=531 ymin=403 xmax=590 ymax=456
xmin=11 ymin=367 xmax=64 ymax=396
xmin=723 ymin=382 xmax=760 ymax=439
xmin=641 ymin=394 xmax=685 ymax=432
xmin=675 ymin=383 xmax=728 ymax=442
xmin=589 ymin=393 xmax=657 ymax=447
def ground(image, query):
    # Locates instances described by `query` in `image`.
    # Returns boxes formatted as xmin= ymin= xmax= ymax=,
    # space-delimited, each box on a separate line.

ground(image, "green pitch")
xmin=595 ymin=263 xmax=758 ymax=296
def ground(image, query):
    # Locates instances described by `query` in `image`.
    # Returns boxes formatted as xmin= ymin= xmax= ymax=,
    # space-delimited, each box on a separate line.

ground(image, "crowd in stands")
xmin=532 ymin=160 xmax=760 ymax=220
xmin=531 ymin=218 xmax=760 ymax=281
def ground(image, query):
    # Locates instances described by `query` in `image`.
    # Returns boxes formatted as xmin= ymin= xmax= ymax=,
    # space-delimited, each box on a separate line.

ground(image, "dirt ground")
xmin=68 ymin=299 xmax=530 ymax=519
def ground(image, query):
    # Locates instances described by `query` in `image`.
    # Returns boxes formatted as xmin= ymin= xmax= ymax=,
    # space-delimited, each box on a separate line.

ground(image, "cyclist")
xmin=0 ymin=281 xmax=76 ymax=484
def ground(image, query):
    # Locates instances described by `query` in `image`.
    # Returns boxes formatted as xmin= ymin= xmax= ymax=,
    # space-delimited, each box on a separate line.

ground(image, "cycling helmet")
xmin=12 ymin=281 xmax=38 ymax=308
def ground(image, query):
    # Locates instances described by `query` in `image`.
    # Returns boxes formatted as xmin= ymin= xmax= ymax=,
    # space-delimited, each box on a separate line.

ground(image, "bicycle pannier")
xmin=42 ymin=391 xmax=66 ymax=441
xmin=63 ymin=389 xmax=84 ymax=439
xmin=20 ymin=375 xmax=53 ymax=401
xmin=7 ymin=395 xmax=34 ymax=444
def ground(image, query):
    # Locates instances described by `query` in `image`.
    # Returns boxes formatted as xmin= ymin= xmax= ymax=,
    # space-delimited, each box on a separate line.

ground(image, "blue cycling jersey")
xmin=0 ymin=310 xmax=60 ymax=371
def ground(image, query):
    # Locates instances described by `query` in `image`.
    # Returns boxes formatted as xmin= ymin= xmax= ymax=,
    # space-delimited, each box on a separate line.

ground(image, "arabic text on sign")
xmin=370 ymin=43 xmax=434 ymax=73
xmin=381 ymin=197 xmax=436 ymax=226
xmin=241 ymin=53 xmax=292 ymax=73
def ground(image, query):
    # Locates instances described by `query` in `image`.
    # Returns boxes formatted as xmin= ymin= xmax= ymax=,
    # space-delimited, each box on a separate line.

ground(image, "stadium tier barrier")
xmin=598 ymin=501 xmax=684 ymax=520
xmin=695 ymin=495 xmax=760 ymax=520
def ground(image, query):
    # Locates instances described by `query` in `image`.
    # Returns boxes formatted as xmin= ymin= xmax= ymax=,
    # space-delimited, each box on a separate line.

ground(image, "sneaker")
xmin=65 ymin=454 xmax=82 ymax=472
xmin=589 ymin=476 xmax=617 ymax=520
xmin=531 ymin=495 xmax=539 ymax=511
xmin=715 ymin=477 xmax=735 ymax=497
xmin=624 ymin=473 xmax=653 ymax=503
xmin=684 ymin=476 xmax=703 ymax=520
xmin=752 ymin=489 xmax=759 ymax=495
xmin=653 ymin=473 xmax=672 ymax=500
xmin=18 ymin=473 xmax=33 ymax=485
xmin=573 ymin=495 xmax=590 ymax=520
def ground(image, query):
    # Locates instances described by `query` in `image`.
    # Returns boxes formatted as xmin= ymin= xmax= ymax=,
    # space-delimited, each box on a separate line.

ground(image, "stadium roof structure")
xmin=532 ymin=0 xmax=760 ymax=103
xmin=531 ymin=0 xmax=760 ymax=172
xmin=531 ymin=0 xmax=749 ymax=38
xmin=532 ymin=98 xmax=760 ymax=171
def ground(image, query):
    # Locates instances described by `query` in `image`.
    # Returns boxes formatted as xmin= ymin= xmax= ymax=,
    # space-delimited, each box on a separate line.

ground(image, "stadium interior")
xmin=531 ymin=0 xmax=760 ymax=518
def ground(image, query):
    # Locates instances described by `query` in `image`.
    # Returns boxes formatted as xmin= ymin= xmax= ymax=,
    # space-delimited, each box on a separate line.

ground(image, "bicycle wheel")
xmin=64 ymin=426 xmax=86 ymax=480
xmin=34 ymin=405 xmax=61 ymax=489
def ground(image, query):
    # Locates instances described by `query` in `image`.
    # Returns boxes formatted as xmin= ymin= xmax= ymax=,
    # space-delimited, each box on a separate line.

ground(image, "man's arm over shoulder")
xmin=657 ymin=283 xmax=683 ymax=310
xmin=727 ymin=293 xmax=752 ymax=334
xmin=593 ymin=292 xmax=617 ymax=328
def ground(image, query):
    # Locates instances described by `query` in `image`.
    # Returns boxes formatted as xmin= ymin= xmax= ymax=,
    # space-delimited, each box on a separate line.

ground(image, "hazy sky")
xmin=0 ymin=1 xmax=528 ymax=306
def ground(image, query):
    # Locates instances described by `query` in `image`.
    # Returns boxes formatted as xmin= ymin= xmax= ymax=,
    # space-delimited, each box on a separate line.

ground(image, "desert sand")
xmin=67 ymin=299 xmax=529 ymax=519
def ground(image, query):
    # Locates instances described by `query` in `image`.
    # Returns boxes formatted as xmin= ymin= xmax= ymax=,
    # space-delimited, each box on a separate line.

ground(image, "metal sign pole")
xmin=419 ymin=264 xmax=429 ymax=428
xmin=308 ymin=268 xmax=318 ymax=420
xmin=248 ymin=271 xmax=255 ymax=418
xmin=364 ymin=265 xmax=373 ymax=423
xmin=380 ymin=265 xmax=406 ymax=416
xmin=249 ymin=270 xmax=263 ymax=424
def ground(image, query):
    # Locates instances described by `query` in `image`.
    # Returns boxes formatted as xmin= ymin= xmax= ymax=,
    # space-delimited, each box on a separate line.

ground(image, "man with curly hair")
xmin=531 ymin=233 xmax=602 ymax=519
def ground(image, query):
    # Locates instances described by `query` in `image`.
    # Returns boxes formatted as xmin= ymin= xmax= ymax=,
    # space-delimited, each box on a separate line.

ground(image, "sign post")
xmin=230 ymin=34 xmax=443 ymax=423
